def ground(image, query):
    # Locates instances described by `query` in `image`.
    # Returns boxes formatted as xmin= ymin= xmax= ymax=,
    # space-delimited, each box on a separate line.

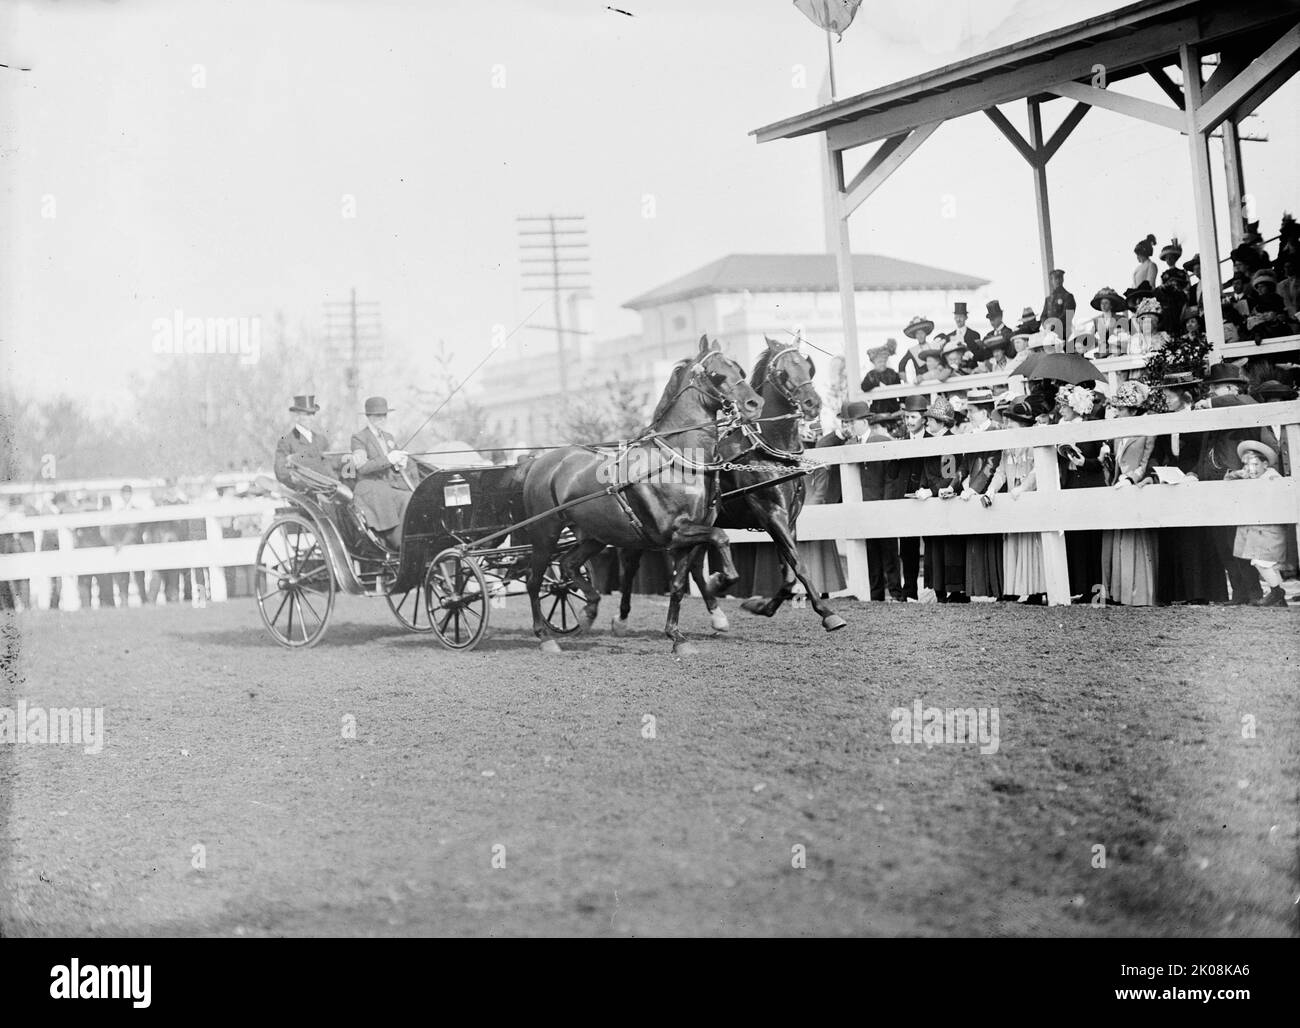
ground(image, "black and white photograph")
xmin=1 ymin=0 xmax=1298 ymax=966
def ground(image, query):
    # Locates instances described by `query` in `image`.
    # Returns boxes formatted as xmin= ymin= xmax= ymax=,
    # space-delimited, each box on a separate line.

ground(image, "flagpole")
xmin=825 ymin=28 xmax=837 ymax=100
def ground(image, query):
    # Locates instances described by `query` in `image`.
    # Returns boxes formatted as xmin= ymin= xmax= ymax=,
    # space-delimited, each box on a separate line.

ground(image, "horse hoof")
xmin=740 ymin=597 xmax=770 ymax=617
xmin=822 ymin=613 xmax=847 ymax=632
xmin=539 ymin=639 xmax=563 ymax=654
xmin=672 ymin=641 xmax=699 ymax=657
xmin=610 ymin=617 xmax=629 ymax=637
xmin=709 ymin=609 xmax=730 ymax=632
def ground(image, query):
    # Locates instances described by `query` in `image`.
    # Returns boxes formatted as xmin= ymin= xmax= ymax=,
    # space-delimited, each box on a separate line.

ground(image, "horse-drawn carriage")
xmin=255 ymin=458 xmax=592 ymax=650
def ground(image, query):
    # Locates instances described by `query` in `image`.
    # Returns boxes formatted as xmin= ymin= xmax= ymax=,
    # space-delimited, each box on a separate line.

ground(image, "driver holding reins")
xmin=350 ymin=397 xmax=413 ymax=549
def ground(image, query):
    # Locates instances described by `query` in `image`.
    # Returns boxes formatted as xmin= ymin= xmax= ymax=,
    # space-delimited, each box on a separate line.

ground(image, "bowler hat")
xmin=290 ymin=394 xmax=320 ymax=414
xmin=1255 ymin=379 xmax=1297 ymax=401
xmin=838 ymin=400 xmax=872 ymax=421
xmin=1206 ymin=363 xmax=1248 ymax=387
xmin=902 ymin=394 xmax=930 ymax=413
xmin=363 ymin=396 xmax=395 ymax=416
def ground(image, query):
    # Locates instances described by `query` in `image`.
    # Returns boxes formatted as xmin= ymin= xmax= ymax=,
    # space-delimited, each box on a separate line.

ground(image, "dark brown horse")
xmin=516 ymin=336 xmax=762 ymax=654
xmin=612 ymin=336 xmax=846 ymax=634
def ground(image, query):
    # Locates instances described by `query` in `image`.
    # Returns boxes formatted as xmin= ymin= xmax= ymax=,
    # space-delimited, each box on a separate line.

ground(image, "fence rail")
xmin=727 ymin=399 xmax=1300 ymax=606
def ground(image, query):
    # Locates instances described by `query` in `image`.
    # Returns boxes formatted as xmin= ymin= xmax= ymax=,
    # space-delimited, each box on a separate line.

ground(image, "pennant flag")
xmin=793 ymin=0 xmax=864 ymax=41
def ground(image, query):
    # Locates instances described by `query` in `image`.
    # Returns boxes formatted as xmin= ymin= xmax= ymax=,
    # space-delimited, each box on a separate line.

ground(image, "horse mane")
xmin=647 ymin=358 xmax=692 ymax=427
xmin=749 ymin=348 xmax=772 ymax=391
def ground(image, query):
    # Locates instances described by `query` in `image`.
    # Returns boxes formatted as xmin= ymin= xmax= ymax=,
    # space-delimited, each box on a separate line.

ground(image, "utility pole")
xmin=517 ymin=215 xmax=590 ymax=403
xmin=323 ymin=289 xmax=382 ymax=413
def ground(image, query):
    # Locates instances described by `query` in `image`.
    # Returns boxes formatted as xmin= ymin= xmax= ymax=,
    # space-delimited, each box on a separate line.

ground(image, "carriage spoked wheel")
xmin=541 ymin=558 xmax=595 ymax=636
xmin=386 ymin=581 xmax=435 ymax=633
xmin=425 ymin=547 xmax=489 ymax=651
xmin=255 ymin=513 xmax=335 ymax=648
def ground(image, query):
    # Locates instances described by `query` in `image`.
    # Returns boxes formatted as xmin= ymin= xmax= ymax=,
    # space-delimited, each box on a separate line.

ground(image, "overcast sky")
xmin=2 ymin=0 xmax=1296 ymax=415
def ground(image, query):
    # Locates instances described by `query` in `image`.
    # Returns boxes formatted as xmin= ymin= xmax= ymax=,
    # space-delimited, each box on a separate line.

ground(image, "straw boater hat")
xmin=1237 ymin=440 xmax=1278 ymax=465
xmin=903 ymin=316 xmax=935 ymax=339
xmin=867 ymin=338 xmax=898 ymax=361
xmin=289 ymin=393 xmax=320 ymax=414
xmin=924 ymin=396 xmax=955 ymax=424
xmin=1108 ymin=380 xmax=1150 ymax=410
xmin=982 ymin=331 xmax=1014 ymax=355
xmin=1091 ymin=286 xmax=1124 ymax=311
xmin=965 ymin=387 xmax=996 ymax=407
xmin=1157 ymin=371 xmax=1202 ymax=390
xmin=1160 ymin=237 xmax=1183 ymax=262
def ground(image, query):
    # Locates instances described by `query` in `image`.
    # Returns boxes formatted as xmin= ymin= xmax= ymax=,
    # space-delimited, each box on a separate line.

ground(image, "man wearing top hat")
xmin=351 ymin=397 xmax=414 ymax=549
xmin=1039 ymin=268 xmax=1077 ymax=338
xmin=980 ymin=300 xmax=1012 ymax=362
xmin=946 ymin=302 xmax=984 ymax=361
xmin=274 ymin=394 xmax=339 ymax=491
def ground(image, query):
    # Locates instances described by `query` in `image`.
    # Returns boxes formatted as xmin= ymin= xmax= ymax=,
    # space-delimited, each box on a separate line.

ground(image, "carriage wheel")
xmin=425 ymin=548 xmax=489 ymax=651
xmin=386 ymin=581 xmax=435 ymax=633
xmin=542 ymin=558 xmax=594 ymax=636
xmin=255 ymin=514 xmax=335 ymax=648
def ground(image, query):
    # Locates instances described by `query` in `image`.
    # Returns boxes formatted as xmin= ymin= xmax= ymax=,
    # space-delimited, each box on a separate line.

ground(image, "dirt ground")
xmin=1 ymin=593 xmax=1297 ymax=937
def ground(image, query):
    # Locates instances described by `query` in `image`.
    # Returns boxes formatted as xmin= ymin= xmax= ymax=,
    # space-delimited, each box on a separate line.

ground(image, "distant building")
xmin=479 ymin=252 xmax=989 ymax=441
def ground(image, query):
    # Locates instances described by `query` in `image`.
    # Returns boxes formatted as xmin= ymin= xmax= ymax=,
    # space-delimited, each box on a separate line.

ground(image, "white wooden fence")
xmin=725 ymin=399 xmax=1300 ymax=606
xmin=0 ymin=499 xmax=279 ymax=611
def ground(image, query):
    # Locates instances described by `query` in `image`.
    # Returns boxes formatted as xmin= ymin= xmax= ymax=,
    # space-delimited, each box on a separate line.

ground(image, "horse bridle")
xmin=657 ymin=350 xmax=751 ymax=425
xmin=763 ymin=344 xmax=817 ymax=410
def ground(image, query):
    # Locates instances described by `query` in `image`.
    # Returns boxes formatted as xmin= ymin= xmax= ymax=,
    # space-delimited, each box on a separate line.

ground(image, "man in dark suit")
xmin=893 ymin=394 xmax=930 ymax=599
xmin=947 ymin=301 xmax=985 ymax=361
xmin=859 ymin=412 xmax=904 ymax=601
xmin=814 ymin=401 xmax=870 ymax=504
xmin=275 ymin=394 xmax=339 ymax=491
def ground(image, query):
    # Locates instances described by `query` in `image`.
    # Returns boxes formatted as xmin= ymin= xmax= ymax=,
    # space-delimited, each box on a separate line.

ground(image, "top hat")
xmin=902 ymin=394 xmax=931 ymax=413
xmin=1091 ymin=286 xmax=1124 ymax=311
xmin=838 ymin=400 xmax=872 ymax=421
xmin=363 ymin=396 xmax=395 ymax=416
xmin=1206 ymin=363 xmax=1249 ymax=387
xmin=953 ymin=301 xmax=968 ymax=317
xmin=903 ymin=316 xmax=934 ymax=339
xmin=290 ymin=394 xmax=320 ymax=414
xmin=985 ymin=300 xmax=1002 ymax=318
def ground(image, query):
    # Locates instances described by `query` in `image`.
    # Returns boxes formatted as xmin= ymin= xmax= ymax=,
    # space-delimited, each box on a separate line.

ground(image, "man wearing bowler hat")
xmin=893 ymin=393 xmax=931 ymax=599
xmin=351 ymin=397 xmax=414 ymax=549
xmin=275 ymin=394 xmax=339 ymax=491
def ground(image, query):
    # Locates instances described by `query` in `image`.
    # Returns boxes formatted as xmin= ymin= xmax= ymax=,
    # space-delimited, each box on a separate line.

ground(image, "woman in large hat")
xmin=941 ymin=335 xmax=968 ymax=377
xmin=1099 ymin=381 xmax=1157 ymax=605
xmin=1057 ymin=385 xmax=1108 ymax=601
xmin=896 ymin=316 xmax=936 ymax=382
xmin=916 ymin=337 xmax=950 ymax=383
xmin=350 ymin=397 xmax=414 ymax=549
xmin=980 ymin=398 xmax=1046 ymax=603
xmin=1089 ymin=286 xmax=1129 ymax=358
xmin=860 ymin=338 xmax=901 ymax=412
xmin=960 ymin=387 xmax=1005 ymax=599
xmin=1128 ymin=296 xmax=1167 ymax=356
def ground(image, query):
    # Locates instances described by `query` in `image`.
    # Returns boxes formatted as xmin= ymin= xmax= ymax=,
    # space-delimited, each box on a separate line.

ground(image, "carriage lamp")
xmin=443 ymin=475 xmax=471 ymax=507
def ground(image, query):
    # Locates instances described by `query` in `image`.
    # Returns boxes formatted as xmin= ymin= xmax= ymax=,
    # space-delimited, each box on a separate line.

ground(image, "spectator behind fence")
xmin=1100 ymin=381 xmax=1157 ymax=606
xmin=1224 ymin=441 xmax=1289 ymax=606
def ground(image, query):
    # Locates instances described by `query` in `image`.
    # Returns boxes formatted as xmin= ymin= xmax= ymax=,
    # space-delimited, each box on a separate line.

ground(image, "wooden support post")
xmin=839 ymin=463 xmax=871 ymax=600
xmin=1032 ymin=444 xmax=1071 ymax=605
xmin=205 ymin=515 xmax=228 ymax=602
xmin=1286 ymin=424 xmax=1300 ymax=560
xmin=56 ymin=526 xmax=80 ymax=611
xmin=30 ymin=531 xmax=51 ymax=611
xmin=1026 ymin=99 xmax=1054 ymax=297
xmin=1180 ymin=44 xmax=1226 ymax=357
xmin=1221 ymin=117 xmax=1247 ymax=247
